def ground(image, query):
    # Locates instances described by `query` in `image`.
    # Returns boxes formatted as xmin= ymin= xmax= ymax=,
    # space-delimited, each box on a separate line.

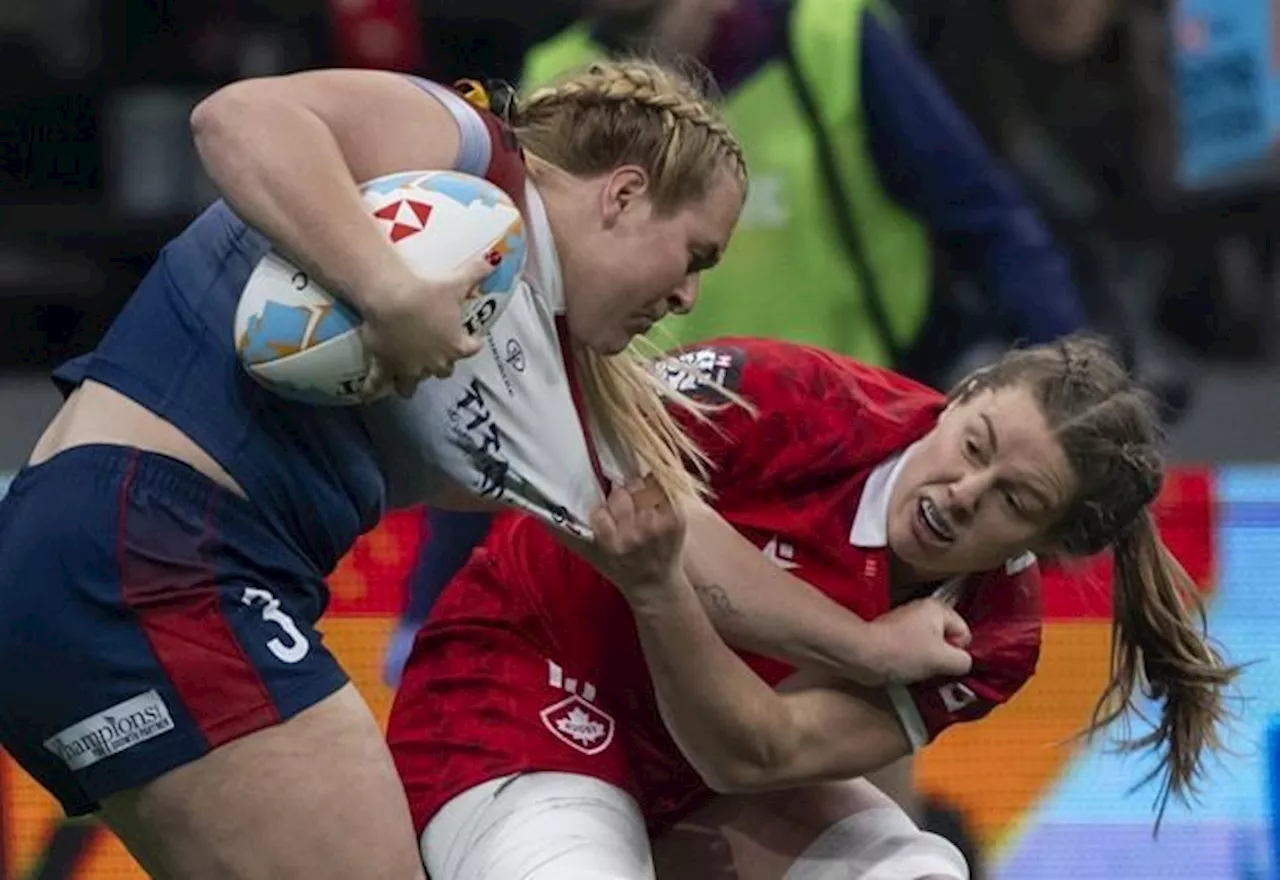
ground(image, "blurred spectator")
xmin=899 ymin=0 xmax=1197 ymax=416
xmin=523 ymin=0 xmax=1088 ymax=384
xmin=420 ymin=0 xmax=585 ymax=82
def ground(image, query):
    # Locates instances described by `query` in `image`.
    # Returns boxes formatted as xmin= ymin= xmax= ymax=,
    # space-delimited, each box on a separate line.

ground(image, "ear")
xmin=600 ymin=165 xmax=651 ymax=227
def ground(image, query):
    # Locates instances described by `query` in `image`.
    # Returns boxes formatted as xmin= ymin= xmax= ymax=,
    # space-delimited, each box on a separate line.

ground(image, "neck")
xmin=888 ymin=553 xmax=944 ymax=605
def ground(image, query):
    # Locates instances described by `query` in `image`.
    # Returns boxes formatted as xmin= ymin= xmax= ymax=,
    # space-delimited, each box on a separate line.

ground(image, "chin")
xmin=593 ymin=328 xmax=633 ymax=356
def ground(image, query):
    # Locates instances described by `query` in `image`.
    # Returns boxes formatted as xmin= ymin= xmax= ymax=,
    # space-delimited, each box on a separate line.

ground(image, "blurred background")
xmin=2 ymin=0 xmax=1280 ymax=877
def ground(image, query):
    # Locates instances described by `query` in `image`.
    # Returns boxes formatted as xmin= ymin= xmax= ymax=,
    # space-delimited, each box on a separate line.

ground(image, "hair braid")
xmin=949 ymin=333 xmax=1240 ymax=827
xmin=514 ymin=58 xmax=747 ymax=204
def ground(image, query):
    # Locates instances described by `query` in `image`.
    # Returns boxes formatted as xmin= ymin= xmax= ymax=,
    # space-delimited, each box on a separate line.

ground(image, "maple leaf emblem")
xmin=540 ymin=695 xmax=615 ymax=755
xmin=556 ymin=707 xmax=606 ymax=745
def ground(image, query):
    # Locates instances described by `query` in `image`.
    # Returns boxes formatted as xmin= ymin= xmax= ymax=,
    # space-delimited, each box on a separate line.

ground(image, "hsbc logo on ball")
xmin=373 ymin=198 xmax=434 ymax=243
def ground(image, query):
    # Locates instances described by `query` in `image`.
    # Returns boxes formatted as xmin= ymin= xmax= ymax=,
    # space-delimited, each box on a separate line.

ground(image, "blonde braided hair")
xmin=466 ymin=58 xmax=747 ymax=504
xmin=514 ymin=58 xmax=746 ymax=209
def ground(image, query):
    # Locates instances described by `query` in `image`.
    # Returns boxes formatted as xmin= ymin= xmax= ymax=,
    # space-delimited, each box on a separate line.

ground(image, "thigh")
xmin=388 ymin=572 xmax=639 ymax=837
xmin=424 ymin=772 xmax=654 ymax=880
xmin=99 ymin=683 xmax=423 ymax=880
xmin=0 ymin=447 xmax=414 ymax=878
xmin=653 ymin=780 xmax=968 ymax=880
xmin=0 ymin=447 xmax=345 ymax=815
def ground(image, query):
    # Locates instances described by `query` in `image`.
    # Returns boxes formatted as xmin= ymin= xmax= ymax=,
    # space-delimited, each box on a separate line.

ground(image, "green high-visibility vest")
xmin=523 ymin=0 xmax=931 ymax=366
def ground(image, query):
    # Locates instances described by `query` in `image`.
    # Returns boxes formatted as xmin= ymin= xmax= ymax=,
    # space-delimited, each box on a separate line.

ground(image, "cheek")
xmin=637 ymin=231 xmax=691 ymax=296
xmin=972 ymin=508 xmax=1038 ymax=555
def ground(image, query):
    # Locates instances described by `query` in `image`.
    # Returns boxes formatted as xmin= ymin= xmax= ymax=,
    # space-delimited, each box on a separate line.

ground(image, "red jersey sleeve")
xmin=474 ymin=110 xmax=526 ymax=203
xmin=889 ymin=554 xmax=1043 ymax=748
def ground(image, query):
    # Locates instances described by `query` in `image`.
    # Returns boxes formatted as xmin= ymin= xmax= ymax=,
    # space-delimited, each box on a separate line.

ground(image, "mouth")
xmin=628 ymin=314 xmax=657 ymax=334
xmin=917 ymin=496 xmax=956 ymax=545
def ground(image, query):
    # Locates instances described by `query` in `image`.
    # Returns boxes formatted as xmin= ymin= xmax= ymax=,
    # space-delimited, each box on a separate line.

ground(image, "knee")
xmin=789 ymin=807 xmax=969 ymax=880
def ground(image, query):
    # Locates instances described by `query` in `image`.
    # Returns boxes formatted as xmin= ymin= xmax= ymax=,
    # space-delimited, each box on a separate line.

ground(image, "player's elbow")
xmin=699 ymin=762 xmax=782 ymax=795
xmin=191 ymin=78 xmax=293 ymax=165
xmin=192 ymin=80 xmax=258 ymax=142
xmin=693 ymin=732 xmax=800 ymax=794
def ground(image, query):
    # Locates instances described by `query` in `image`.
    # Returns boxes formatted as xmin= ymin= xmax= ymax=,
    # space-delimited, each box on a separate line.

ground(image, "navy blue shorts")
xmin=0 ymin=445 xmax=348 ymax=816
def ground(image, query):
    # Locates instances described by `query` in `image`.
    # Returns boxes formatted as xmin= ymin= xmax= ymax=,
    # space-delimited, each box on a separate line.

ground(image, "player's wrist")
xmin=619 ymin=568 xmax=697 ymax=615
xmin=848 ymin=619 xmax=897 ymax=687
xmin=354 ymin=258 xmax=417 ymax=323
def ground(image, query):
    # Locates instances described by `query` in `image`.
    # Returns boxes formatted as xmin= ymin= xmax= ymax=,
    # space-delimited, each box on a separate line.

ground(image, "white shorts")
xmin=421 ymin=772 xmax=969 ymax=880
xmin=421 ymin=773 xmax=654 ymax=880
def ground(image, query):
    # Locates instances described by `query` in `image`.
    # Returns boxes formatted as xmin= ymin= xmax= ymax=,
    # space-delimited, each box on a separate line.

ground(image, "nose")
xmin=947 ymin=469 xmax=995 ymax=522
xmin=666 ymin=276 xmax=699 ymax=316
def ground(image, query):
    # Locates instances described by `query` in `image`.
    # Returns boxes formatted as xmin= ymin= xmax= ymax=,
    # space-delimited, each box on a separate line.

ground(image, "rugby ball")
xmin=234 ymin=170 xmax=527 ymax=405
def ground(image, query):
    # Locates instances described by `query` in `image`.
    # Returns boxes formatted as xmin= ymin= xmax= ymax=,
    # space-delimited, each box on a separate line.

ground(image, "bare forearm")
xmin=692 ymin=579 xmax=885 ymax=682
xmin=191 ymin=81 xmax=408 ymax=311
xmin=627 ymin=576 xmax=797 ymax=791
xmin=682 ymin=504 xmax=888 ymax=684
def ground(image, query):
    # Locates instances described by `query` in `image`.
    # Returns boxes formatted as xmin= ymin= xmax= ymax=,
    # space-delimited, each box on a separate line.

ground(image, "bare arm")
xmin=191 ymin=69 xmax=459 ymax=315
xmin=681 ymin=499 xmax=968 ymax=686
xmin=682 ymin=500 xmax=885 ymax=683
xmin=629 ymin=570 xmax=913 ymax=792
xmin=582 ymin=481 xmax=956 ymax=793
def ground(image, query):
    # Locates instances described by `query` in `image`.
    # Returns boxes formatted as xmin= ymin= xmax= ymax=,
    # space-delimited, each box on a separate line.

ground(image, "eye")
xmin=1002 ymin=489 xmax=1021 ymax=512
xmin=964 ymin=436 xmax=983 ymax=461
xmin=687 ymin=245 xmax=720 ymax=274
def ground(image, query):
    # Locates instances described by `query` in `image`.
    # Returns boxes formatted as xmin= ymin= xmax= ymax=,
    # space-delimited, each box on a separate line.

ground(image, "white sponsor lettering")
xmin=44 ymin=690 xmax=175 ymax=771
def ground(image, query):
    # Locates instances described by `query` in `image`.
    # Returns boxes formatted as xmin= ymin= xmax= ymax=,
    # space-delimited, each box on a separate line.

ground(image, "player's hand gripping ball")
xmin=234 ymin=170 xmax=527 ymax=405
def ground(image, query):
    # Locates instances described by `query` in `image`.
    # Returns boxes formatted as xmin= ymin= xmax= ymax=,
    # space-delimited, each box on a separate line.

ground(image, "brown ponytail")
xmin=951 ymin=334 xmax=1241 ymax=827
xmin=1086 ymin=512 xmax=1239 ymax=824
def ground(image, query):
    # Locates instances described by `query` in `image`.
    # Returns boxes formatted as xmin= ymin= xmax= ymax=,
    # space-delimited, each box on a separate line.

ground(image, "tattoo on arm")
xmin=693 ymin=582 xmax=743 ymax=619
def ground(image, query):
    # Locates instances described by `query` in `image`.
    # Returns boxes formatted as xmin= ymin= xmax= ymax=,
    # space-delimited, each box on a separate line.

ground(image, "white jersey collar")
xmin=849 ymin=444 xmax=916 ymax=549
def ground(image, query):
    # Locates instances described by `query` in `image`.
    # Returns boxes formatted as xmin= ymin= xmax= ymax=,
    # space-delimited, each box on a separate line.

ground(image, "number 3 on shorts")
xmin=241 ymin=587 xmax=310 ymax=664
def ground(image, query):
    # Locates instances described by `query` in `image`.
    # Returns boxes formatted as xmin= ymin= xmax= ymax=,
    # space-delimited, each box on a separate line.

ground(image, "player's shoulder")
xmin=676 ymin=338 xmax=944 ymax=434
xmin=401 ymin=76 xmax=527 ymax=203
xmin=481 ymin=510 xmax=593 ymax=585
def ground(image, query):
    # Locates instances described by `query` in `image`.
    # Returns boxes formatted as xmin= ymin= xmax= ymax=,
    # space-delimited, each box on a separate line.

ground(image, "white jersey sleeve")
xmin=401 ymin=77 xmax=493 ymax=177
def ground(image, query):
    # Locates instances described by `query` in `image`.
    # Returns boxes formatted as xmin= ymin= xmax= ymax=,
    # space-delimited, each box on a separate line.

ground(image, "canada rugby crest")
xmin=540 ymin=694 xmax=615 ymax=756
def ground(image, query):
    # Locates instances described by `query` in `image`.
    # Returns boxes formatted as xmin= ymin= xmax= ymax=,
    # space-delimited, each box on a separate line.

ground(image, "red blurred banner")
xmin=327 ymin=0 xmax=423 ymax=73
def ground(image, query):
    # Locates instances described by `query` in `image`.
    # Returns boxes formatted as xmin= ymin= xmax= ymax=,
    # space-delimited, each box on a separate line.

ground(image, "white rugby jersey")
xmin=363 ymin=183 xmax=632 ymax=538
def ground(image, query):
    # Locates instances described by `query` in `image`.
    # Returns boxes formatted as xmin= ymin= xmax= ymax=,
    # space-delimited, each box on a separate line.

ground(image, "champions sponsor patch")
xmin=44 ymin=690 xmax=175 ymax=771
xmin=656 ymin=346 xmax=745 ymax=400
